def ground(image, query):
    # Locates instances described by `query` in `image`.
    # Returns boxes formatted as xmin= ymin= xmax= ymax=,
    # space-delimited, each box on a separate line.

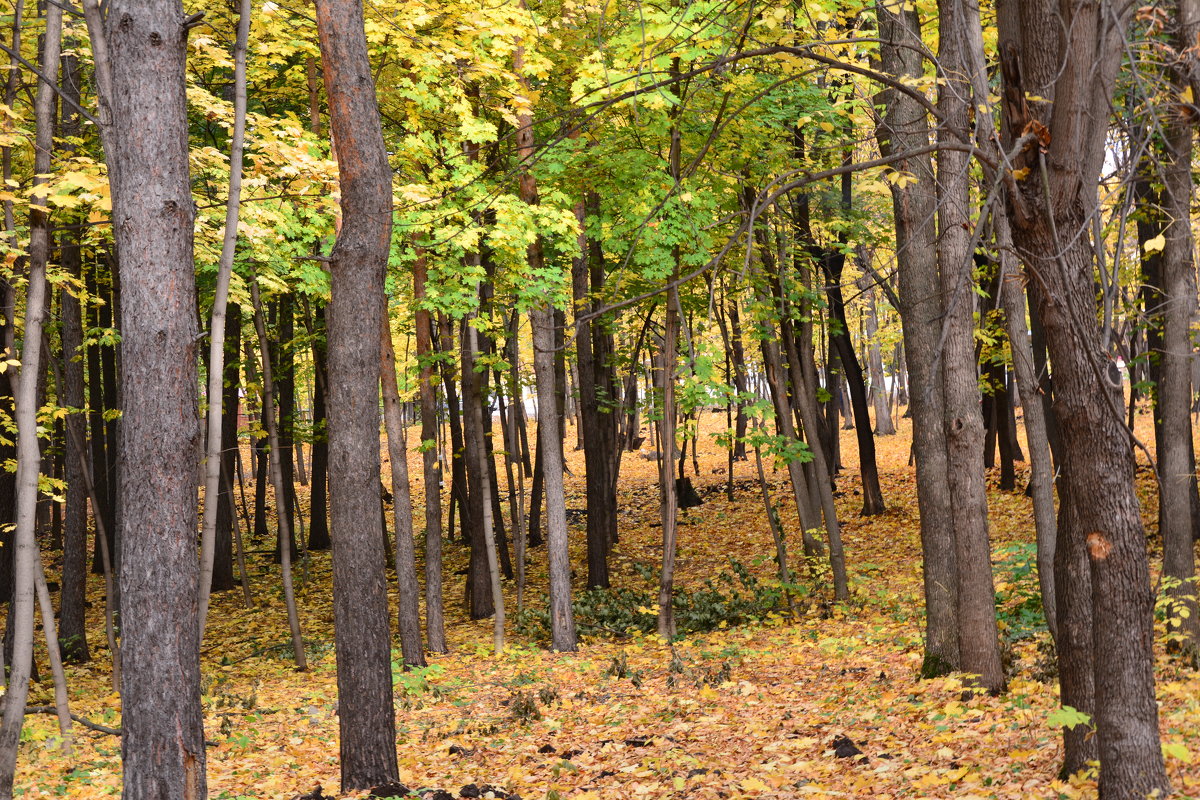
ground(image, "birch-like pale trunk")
xmin=199 ymin=0 xmax=251 ymax=640
xmin=0 ymin=4 xmax=61 ymax=792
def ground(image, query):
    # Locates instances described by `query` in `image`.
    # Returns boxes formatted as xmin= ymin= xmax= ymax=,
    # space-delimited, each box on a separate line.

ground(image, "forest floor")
xmin=14 ymin=410 xmax=1200 ymax=799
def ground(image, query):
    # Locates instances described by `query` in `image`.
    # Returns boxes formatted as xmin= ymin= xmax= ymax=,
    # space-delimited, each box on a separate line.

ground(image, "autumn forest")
xmin=1 ymin=0 xmax=1200 ymax=798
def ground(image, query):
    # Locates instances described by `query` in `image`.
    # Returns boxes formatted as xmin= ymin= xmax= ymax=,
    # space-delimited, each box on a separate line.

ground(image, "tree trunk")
xmin=874 ymin=0 xmax=959 ymax=677
xmin=381 ymin=311 xmax=426 ymax=667
xmin=249 ymin=284 xmax=307 ymax=674
xmin=212 ymin=305 xmax=241 ymax=594
xmin=574 ymin=194 xmax=615 ymax=590
xmin=313 ymin=0 xmax=401 ymax=787
xmin=999 ymin=1 xmax=1168 ymax=792
xmin=461 ymin=315 xmax=493 ymax=621
xmin=413 ymin=247 xmax=446 ymax=652
xmin=864 ymin=285 xmax=896 ymax=435
xmin=104 ymin=1 xmax=208 ymax=794
xmin=199 ymin=0 xmax=249 ymax=627
xmin=0 ymin=5 xmax=63 ymax=790
xmin=306 ymin=303 xmax=331 ymax=551
xmin=1158 ymin=0 xmax=1200 ymax=650
xmin=56 ymin=39 xmax=89 ymax=665
xmin=937 ymin=0 xmax=1004 ymax=694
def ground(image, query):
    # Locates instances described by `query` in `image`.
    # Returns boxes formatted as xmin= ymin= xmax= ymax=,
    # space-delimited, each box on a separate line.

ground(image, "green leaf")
xmin=1047 ymin=705 xmax=1092 ymax=731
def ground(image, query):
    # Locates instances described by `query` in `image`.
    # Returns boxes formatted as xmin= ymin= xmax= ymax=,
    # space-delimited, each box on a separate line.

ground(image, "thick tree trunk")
xmin=937 ymin=0 xmax=1004 ymax=694
xmin=999 ymin=2 xmax=1168 ymax=793
xmin=104 ymin=1 xmax=208 ymax=795
xmin=874 ymin=0 xmax=959 ymax=677
xmin=313 ymin=0 xmax=401 ymax=787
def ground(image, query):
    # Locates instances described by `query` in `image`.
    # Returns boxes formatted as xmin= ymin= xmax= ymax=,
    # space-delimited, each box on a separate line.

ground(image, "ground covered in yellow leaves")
xmin=14 ymin=414 xmax=1200 ymax=798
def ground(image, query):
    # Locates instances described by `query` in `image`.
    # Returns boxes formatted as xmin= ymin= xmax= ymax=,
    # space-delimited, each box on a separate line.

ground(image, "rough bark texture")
xmin=999 ymin=1 xmax=1168 ymax=794
xmin=874 ymin=0 xmax=959 ymax=676
xmin=314 ymin=0 xmax=400 ymax=788
xmin=936 ymin=0 xmax=1004 ymax=694
xmin=106 ymin=1 xmax=208 ymax=796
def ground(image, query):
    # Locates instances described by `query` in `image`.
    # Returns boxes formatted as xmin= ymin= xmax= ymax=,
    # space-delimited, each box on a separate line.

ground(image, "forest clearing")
xmin=11 ymin=414 xmax=1200 ymax=799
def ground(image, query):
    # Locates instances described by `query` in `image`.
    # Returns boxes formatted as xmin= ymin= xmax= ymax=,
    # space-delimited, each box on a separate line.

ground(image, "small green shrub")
xmin=516 ymin=558 xmax=784 ymax=642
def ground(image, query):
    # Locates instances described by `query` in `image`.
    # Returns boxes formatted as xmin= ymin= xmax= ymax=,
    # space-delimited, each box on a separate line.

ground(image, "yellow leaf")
xmin=1145 ymin=233 xmax=1167 ymax=254
xmin=740 ymin=776 xmax=769 ymax=792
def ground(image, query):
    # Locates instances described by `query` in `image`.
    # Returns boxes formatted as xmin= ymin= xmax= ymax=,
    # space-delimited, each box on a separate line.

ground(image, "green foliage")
xmin=1046 ymin=705 xmax=1092 ymax=731
xmin=993 ymin=542 xmax=1046 ymax=644
xmin=516 ymin=559 xmax=784 ymax=642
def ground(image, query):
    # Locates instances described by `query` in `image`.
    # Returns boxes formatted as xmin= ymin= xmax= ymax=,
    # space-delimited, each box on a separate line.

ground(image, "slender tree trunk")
xmin=212 ymin=305 xmax=241 ymax=594
xmin=461 ymin=315 xmax=493 ymax=621
xmin=0 ymin=6 xmax=62 ymax=790
xmin=381 ymin=310 xmax=426 ymax=667
xmin=574 ymin=195 xmax=614 ymax=589
xmin=250 ymin=285 xmax=307 ymax=672
xmin=199 ymin=0 xmax=250 ymax=634
xmin=1159 ymin=0 xmax=1200 ymax=649
xmin=514 ymin=23 xmax=575 ymax=650
xmin=463 ymin=317 xmax=505 ymax=650
xmin=864 ymin=285 xmax=895 ymax=435
xmin=313 ymin=0 xmax=400 ymax=784
xmin=57 ymin=40 xmax=89 ymax=664
xmin=995 ymin=209 xmax=1058 ymax=642
xmin=413 ymin=247 xmax=446 ymax=652
xmin=306 ymin=303 xmax=331 ymax=550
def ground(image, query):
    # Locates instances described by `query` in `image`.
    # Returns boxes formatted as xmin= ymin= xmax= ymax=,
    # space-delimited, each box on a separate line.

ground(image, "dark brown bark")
xmin=999 ymin=1 xmax=1168 ymax=793
xmin=57 ymin=41 xmax=89 ymax=664
xmin=820 ymin=251 xmax=885 ymax=515
xmin=461 ymin=315 xmax=493 ymax=621
xmin=106 ymin=0 xmax=207 ymax=794
xmin=574 ymin=193 xmax=615 ymax=589
xmin=413 ymin=248 xmax=446 ymax=652
xmin=306 ymin=303 xmax=330 ymax=550
xmin=211 ymin=303 xmax=240 ymax=593
xmin=313 ymin=0 xmax=400 ymax=786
